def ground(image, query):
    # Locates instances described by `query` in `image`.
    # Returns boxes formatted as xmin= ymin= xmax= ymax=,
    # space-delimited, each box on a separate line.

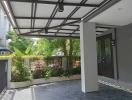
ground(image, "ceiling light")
xmin=45 ymin=28 xmax=48 ymax=34
xmin=58 ymin=3 xmax=64 ymax=12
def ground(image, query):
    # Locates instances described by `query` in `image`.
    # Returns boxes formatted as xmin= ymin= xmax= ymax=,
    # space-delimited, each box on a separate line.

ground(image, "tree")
xmin=6 ymin=30 xmax=33 ymax=53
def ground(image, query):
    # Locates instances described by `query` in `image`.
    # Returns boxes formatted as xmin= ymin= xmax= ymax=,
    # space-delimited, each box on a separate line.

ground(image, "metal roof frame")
xmin=0 ymin=0 xmax=120 ymax=38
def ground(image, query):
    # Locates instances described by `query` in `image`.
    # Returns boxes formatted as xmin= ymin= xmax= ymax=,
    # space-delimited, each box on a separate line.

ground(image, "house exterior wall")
xmin=0 ymin=6 xmax=10 ymax=47
xmin=116 ymin=23 xmax=132 ymax=83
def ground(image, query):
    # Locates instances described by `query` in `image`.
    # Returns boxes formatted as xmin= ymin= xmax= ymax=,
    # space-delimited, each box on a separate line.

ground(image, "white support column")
xmin=80 ymin=22 xmax=98 ymax=93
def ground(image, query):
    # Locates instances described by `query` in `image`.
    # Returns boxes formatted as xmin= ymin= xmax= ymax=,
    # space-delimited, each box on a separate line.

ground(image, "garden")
xmin=1 ymin=30 xmax=81 ymax=88
xmin=11 ymin=56 xmax=81 ymax=82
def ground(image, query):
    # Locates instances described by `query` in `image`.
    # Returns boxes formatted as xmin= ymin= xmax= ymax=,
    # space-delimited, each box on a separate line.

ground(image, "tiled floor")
xmin=1 ymin=80 xmax=132 ymax=100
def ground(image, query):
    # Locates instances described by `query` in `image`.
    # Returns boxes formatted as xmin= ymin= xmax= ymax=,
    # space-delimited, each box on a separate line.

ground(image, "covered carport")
xmin=1 ymin=0 xmax=130 ymax=93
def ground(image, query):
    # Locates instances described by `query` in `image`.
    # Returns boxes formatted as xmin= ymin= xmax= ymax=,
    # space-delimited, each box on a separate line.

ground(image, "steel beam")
xmin=15 ymin=27 xmax=79 ymax=31
xmin=20 ymin=34 xmax=80 ymax=39
xmin=15 ymin=16 xmax=81 ymax=20
xmin=10 ymin=0 xmax=99 ymax=7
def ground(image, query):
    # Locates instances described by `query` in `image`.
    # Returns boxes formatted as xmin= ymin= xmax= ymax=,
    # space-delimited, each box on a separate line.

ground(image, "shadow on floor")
xmin=32 ymin=80 xmax=132 ymax=100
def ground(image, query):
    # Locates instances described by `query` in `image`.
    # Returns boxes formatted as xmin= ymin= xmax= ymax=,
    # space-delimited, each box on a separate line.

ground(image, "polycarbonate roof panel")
xmin=87 ymin=0 xmax=104 ymax=4
xmin=36 ymin=4 xmax=55 ymax=17
xmin=64 ymin=0 xmax=82 ymax=3
xmin=49 ymin=20 xmax=63 ymax=27
xmin=11 ymin=2 xmax=31 ymax=17
xmin=20 ymin=29 xmax=42 ymax=34
xmin=35 ymin=19 xmax=48 ymax=28
xmin=1 ymin=0 xmax=117 ymax=38
xmin=20 ymin=29 xmax=30 ymax=33
xmin=17 ymin=19 xmax=31 ymax=27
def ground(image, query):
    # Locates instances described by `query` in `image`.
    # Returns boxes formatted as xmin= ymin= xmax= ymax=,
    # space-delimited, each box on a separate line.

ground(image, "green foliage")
xmin=32 ymin=70 xmax=45 ymax=79
xmin=63 ymin=67 xmax=81 ymax=76
xmin=11 ymin=57 xmax=31 ymax=82
xmin=32 ymin=67 xmax=81 ymax=80
xmin=50 ymin=68 xmax=64 ymax=77
xmin=7 ymin=30 xmax=80 ymax=57
xmin=31 ymin=38 xmax=67 ymax=57
xmin=7 ymin=31 xmax=81 ymax=82
xmin=7 ymin=31 xmax=33 ymax=54
xmin=43 ymin=68 xmax=52 ymax=79
xmin=72 ymin=39 xmax=80 ymax=56
xmin=70 ymin=67 xmax=81 ymax=75
xmin=13 ymin=47 xmax=24 ymax=56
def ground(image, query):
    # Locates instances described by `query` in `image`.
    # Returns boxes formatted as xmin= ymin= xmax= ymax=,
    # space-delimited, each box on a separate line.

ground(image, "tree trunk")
xmin=68 ymin=39 xmax=73 ymax=68
xmin=62 ymin=39 xmax=67 ymax=56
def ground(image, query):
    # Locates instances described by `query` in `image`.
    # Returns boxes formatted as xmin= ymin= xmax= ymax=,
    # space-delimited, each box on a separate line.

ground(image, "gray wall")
xmin=116 ymin=23 xmax=132 ymax=83
xmin=0 ymin=60 xmax=7 ymax=93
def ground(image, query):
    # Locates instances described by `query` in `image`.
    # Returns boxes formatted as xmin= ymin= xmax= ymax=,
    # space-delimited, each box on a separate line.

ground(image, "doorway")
xmin=97 ymin=34 xmax=114 ymax=78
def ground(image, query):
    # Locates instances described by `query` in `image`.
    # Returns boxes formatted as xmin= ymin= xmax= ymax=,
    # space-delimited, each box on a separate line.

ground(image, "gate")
xmin=0 ymin=60 xmax=7 ymax=93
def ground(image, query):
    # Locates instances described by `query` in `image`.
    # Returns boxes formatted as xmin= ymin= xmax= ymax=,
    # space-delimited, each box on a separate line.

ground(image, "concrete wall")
xmin=116 ymin=23 xmax=132 ymax=83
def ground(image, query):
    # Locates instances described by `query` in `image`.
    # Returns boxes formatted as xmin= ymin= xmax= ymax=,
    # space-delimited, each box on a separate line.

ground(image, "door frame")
xmin=97 ymin=29 xmax=118 ymax=79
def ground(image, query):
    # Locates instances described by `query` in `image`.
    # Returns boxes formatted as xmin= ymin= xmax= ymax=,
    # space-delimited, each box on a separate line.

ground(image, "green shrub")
xmin=11 ymin=58 xmax=31 ymax=82
xmin=63 ymin=67 xmax=81 ymax=76
xmin=11 ymin=57 xmax=81 ymax=82
xmin=42 ymin=67 xmax=64 ymax=79
xmin=70 ymin=67 xmax=81 ymax=75
xmin=32 ymin=70 xmax=45 ymax=79
xmin=50 ymin=68 xmax=64 ymax=77
xmin=43 ymin=68 xmax=52 ymax=79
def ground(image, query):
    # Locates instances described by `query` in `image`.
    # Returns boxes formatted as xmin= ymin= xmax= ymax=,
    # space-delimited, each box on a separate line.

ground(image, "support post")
xmin=25 ymin=58 xmax=30 ymax=67
xmin=80 ymin=22 xmax=98 ymax=93
xmin=7 ymin=58 xmax=12 ymax=88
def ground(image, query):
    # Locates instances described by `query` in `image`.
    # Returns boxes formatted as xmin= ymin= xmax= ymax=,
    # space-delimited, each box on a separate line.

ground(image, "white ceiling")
xmin=90 ymin=0 xmax=132 ymax=26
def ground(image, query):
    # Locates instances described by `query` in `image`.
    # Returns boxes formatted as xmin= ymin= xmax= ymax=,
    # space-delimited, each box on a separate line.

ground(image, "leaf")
xmin=13 ymin=47 xmax=24 ymax=56
xmin=25 ymin=43 xmax=33 ymax=55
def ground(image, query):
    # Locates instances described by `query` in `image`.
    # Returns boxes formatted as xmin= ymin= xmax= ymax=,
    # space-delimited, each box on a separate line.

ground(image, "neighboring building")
xmin=0 ymin=5 xmax=10 ymax=47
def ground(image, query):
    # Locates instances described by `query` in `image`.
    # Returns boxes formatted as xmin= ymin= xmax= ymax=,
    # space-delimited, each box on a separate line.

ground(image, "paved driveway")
xmin=1 ymin=80 xmax=132 ymax=100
